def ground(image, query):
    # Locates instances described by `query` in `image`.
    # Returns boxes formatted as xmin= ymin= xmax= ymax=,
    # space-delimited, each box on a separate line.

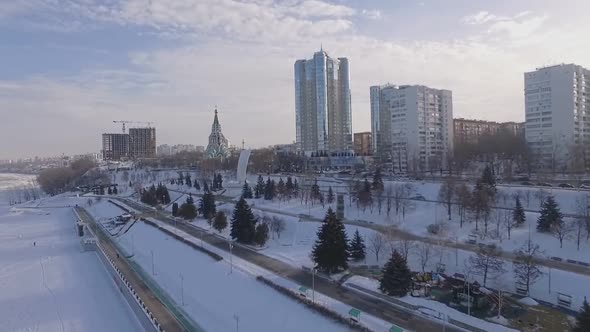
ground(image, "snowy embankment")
xmin=113 ymin=217 xmax=388 ymax=332
xmin=0 ymin=197 xmax=142 ymax=332
xmin=344 ymin=276 xmax=517 ymax=332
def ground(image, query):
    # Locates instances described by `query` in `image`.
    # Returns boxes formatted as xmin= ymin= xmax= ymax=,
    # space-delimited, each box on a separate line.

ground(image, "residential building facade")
xmin=454 ymin=119 xmax=525 ymax=145
xmin=524 ymin=64 xmax=590 ymax=170
xmin=294 ymin=49 xmax=352 ymax=155
xmin=370 ymin=84 xmax=396 ymax=162
xmin=353 ymin=132 xmax=372 ymax=156
xmin=384 ymin=85 xmax=454 ymax=174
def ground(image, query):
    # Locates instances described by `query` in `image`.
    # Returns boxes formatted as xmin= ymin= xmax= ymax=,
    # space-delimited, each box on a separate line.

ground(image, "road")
xmin=76 ymin=207 xmax=187 ymax=332
xmin=168 ymin=188 xmax=590 ymax=277
xmin=116 ymin=197 xmax=463 ymax=332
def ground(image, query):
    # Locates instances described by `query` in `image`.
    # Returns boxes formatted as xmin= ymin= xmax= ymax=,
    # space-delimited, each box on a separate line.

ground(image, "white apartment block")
xmin=379 ymin=85 xmax=453 ymax=173
xmin=524 ymin=64 xmax=590 ymax=170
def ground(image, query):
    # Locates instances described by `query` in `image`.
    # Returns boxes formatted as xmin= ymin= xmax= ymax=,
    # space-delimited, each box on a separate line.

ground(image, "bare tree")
xmin=513 ymin=239 xmax=544 ymax=296
xmin=502 ymin=209 xmax=515 ymax=240
xmin=375 ymin=189 xmax=384 ymax=215
xmin=576 ymin=195 xmax=590 ymax=241
xmin=369 ymin=233 xmax=386 ymax=262
xmin=551 ymin=218 xmax=573 ymax=248
xmin=395 ymin=239 xmax=415 ymax=262
xmin=455 ymin=183 xmax=471 ymax=228
xmin=385 ymin=184 xmax=393 ymax=218
xmin=399 ymin=184 xmax=415 ymax=221
xmin=523 ymin=189 xmax=531 ymax=208
xmin=467 ymin=245 xmax=506 ymax=287
xmin=534 ymin=189 xmax=548 ymax=209
xmin=438 ymin=177 xmax=456 ymax=220
xmin=269 ymin=216 xmax=286 ymax=240
xmin=416 ymin=242 xmax=433 ymax=272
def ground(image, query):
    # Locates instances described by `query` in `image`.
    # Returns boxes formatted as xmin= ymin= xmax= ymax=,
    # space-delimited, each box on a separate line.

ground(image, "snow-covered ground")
xmin=0 ymin=197 xmax=142 ymax=332
xmin=113 ymin=220 xmax=354 ymax=332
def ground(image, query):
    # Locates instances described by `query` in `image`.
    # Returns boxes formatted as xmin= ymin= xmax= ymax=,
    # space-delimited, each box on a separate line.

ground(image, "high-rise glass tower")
xmin=294 ymin=49 xmax=352 ymax=155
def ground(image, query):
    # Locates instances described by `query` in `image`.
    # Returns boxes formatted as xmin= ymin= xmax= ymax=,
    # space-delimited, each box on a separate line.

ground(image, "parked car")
xmin=520 ymin=181 xmax=534 ymax=186
xmin=411 ymin=194 xmax=426 ymax=200
xmin=580 ymin=184 xmax=590 ymax=189
xmin=558 ymin=183 xmax=574 ymax=188
xmin=515 ymin=176 xmax=530 ymax=182
xmin=537 ymin=182 xmax=552 ymax=187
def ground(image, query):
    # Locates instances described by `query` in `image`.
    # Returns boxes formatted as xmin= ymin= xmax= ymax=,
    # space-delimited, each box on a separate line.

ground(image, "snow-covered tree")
xmin=573 ymin=297 xmax=590 ymax=332
xmin=311 ymin=208 xmax=349 ymax=274
xmin=513 ymin=239 xmax=544 ymax=296
xmin=537 ymin=196 xmax=562 ymax=233
xmin=230 ymin=197 xmax=258 ymax=244
xmin=468 ymin=245 xmax=506 ymax=287
xmin=379 ymin=250 xmax=411 ymax=297
xmin=349 ymin=229 xmax=366 ymax=261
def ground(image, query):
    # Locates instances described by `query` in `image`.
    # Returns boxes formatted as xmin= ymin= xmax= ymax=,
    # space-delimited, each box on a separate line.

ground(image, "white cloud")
xmin=462 ymin=11 xmax=499 ymax=25
xmin=3 ymin=2 xmax=590 ymax=158
xmin=361 ymin=9 xmax=381 ymax=20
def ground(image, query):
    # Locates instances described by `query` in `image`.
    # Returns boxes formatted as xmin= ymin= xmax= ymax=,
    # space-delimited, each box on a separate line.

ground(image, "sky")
xmin=1 ymin=0 xmax=590 ymax=159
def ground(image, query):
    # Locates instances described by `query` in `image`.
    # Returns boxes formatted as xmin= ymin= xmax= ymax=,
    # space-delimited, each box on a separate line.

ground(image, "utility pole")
xmin=151 ymin=250 xmax=155 ymax=276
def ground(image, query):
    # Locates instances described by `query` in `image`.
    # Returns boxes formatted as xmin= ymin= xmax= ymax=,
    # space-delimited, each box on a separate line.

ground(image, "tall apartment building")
xmin=371 ymin=85 xmax=453 ymax=173
xmin=454 ymin=118 xmax=525 ymax=145
xmin=102 ymin=133 xmax=129 ymax=160
xmin=370 ymin=84 xmax=398 ymax=161
xmin=524 ymin=64 xmax=590 ymax=169
xmin=294 ymin=49 xmax=352 ymax=155
xmin=129 ymin=127 xmax=156 ymax=158
xmin=353 ymin=132 xmax=372 ymax=156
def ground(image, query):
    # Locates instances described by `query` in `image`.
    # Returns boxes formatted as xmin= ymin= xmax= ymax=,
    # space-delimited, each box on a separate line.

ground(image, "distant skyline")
xmin=1 ymin=0 xmax=590 ymax=159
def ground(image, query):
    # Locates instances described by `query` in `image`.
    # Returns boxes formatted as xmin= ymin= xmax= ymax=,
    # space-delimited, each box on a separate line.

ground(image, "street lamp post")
xmin=229 ymin=240 xmax=234 ymax=274
xmin=233 ymin=314 xmax=239 ymax=332
xmin=180 ymin=273 xmax=184 ymax=306
xmin=151 ymin=250 xmax=155 ymax=276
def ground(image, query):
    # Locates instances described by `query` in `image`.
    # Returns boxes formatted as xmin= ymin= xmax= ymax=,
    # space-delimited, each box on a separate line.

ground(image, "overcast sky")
xmin=1 ymin=0 xmax=589 ymax=159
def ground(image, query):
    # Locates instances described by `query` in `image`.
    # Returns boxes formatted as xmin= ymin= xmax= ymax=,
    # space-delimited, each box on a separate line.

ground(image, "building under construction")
xmin=102 ymin=133 xmax=130 ymax=160
xmin=129 ymin=127 xmax=156 ymax=158
xmin=102 ymin=127 xmax=156 ymax=161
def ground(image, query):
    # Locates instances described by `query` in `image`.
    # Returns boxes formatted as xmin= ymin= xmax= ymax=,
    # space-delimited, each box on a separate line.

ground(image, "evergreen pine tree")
xmin=172 ymin=202 xmax=179 ymax=217
xmin=194 ymin=180 xmax=200 ymax=191
xmin=573 ymin=297 xmax=590 ymax=332
xmin=293 ymin=179 xmax=299 ymax=196
xmin=537 ymin=196 xmax=562 ymax=233
xmin=349 ymin=229 xmax=366 ymax=261
xmin=372 ymin=168 xmax=384 ymax=192
xmin=264 ymin=178 xmax=273 ymax=200
xmin=379 ymin=250 xmax=412 ymax=297
xmin=113 ymin=186 xmax=118 ymax=195
xmin=213 ymin=211 xmax=228 ymax=233
xmin=513 ymin=196 xmax=526 ymax=226
xmin=285 ymin=176 xmax=294 ymax=198
xmin=311 ymin=208 xmax=349 ymax=274
xmin=230 ymin=197 xmax=258 ymax=243
xmin=198 ymin=192 xmax=216 ymax=221
xmin=254 ymin=222 xmax=270 ymax=246
xmin=255 ymin=175 xmax=264 ymax=199
xmin=277 ymin=178 xmax=286 ymax=200
xmin=327 ymin=186 xmax=335 ymax=204
xmin=185 ymin=174 xmax=192 ymax=187
xmin=129 ymin=180 xmax=133 ymax=187
xmin=178 ymin=201 xmax=197 ymax=220
xmin=481 ymin=165 xmax=496 ymax=190
xmin=107 ymin=187 xmax=112 ymax=195
xmin=310 ymin=179 xmax=321 ymax=202
xmin=100 ymin=186 xmax=105 ymax=195
xmin=242 ymin=181 xmax=253 ymax=199
xmin=217 ymin=173 xmax=223 ymax=189
xmin=203 ymin=181 xmax=209 ymax=193
xmin=186 ymin=193 xmax=194 ymax=205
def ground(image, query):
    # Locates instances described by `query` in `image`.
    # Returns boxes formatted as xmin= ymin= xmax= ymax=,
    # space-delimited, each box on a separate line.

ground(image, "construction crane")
xmin=113 ymin=120 xmax=154 ymax=133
